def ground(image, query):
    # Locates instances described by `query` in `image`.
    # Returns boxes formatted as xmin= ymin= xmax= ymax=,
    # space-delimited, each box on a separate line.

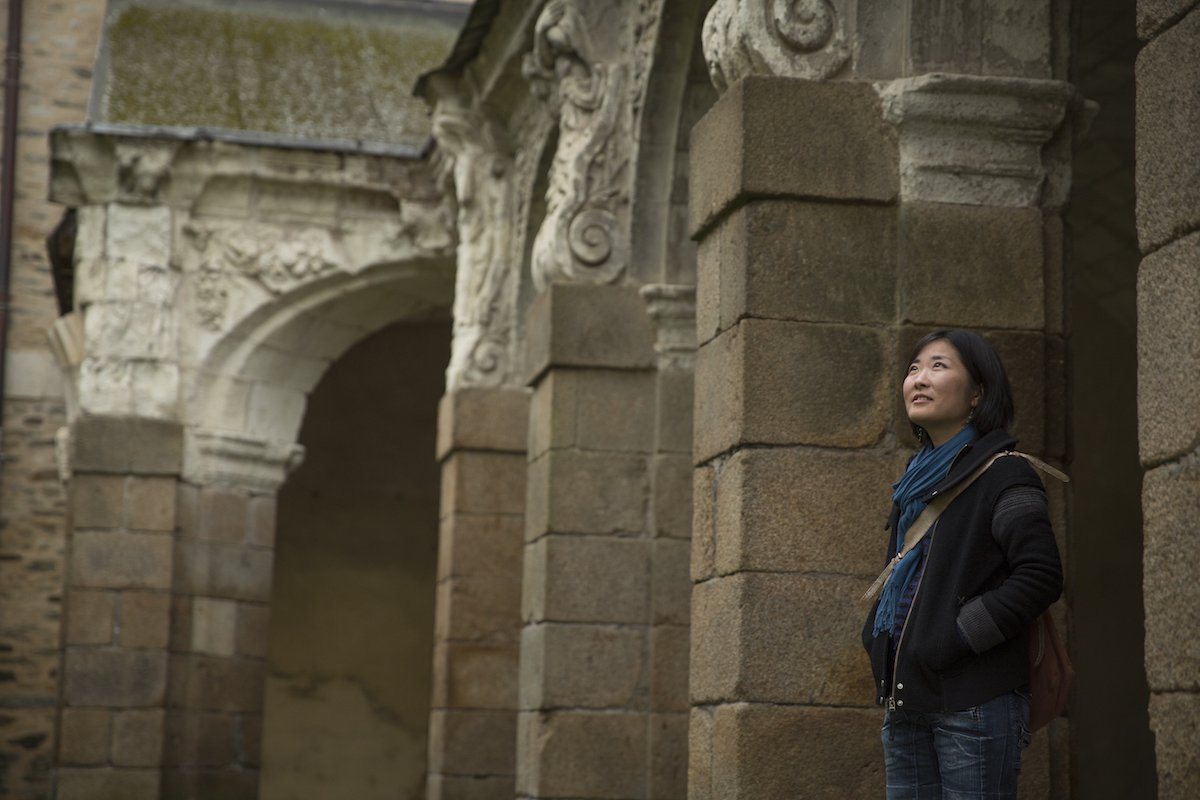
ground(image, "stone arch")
xmin=183 ymin=259 xmax=453 ymax=489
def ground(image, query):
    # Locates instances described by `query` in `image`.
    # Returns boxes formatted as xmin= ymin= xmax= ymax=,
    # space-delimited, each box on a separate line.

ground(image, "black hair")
xmin=905 ymin=329 xmax=1015 ymax=440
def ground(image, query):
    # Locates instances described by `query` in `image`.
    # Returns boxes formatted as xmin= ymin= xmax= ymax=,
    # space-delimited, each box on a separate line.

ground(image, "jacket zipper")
xmin=888 ymin=519 xmax=938 ymax=711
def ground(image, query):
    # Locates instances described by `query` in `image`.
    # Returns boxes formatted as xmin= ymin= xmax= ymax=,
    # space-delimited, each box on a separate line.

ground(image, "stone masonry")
xmin=1136 ymin=3 xmax=1200 ymax=798
xmin=689 ymin=2 xmax=1076 ymax=796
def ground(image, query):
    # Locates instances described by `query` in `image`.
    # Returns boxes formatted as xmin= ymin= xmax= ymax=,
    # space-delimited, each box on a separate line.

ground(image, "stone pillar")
xmin=57 ymin=416 xmax=183 ymax=800
xmin=641 ymin=284 xmax=697 ymax=799
xmin=687 ymin=69 xmax=1074 ymax=799
xmin=1136 ymin=6 xmax=1200 ymax=798
xmin=517 ymin=283 xmax=658 ymax=799
xmin=165 ymin=474 xmax=277 ymax=799
xmin=427 ymin=387 xmax=528 ymax=799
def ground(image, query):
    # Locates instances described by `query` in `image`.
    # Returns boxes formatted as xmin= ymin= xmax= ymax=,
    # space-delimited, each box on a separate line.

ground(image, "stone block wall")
xmin=57 ymin=417 xmax=183 ymax=800
xmin=428 ymin=387 xmax=528 ymax=799
xmin=688 ymin=76 xmax=1069 ymax=798
xmin=517 ymin=283 xmax=689 ymax=799
xmin=1136 ymin=4 xmax=1200 ymax=797
xmin=0 ymin=0 xmax=106 ymax=794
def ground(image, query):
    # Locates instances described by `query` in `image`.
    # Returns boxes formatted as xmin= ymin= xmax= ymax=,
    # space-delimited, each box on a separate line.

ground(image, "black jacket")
xmin=861 ymin=430 xmax=1064 ymax=712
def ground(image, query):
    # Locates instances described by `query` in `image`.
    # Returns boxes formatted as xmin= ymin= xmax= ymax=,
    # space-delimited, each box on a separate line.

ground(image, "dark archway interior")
xmin=259 ymin=319 xmax=450 ymax=800
xmin=1067 ymin=3 xmax=1157 ymax=797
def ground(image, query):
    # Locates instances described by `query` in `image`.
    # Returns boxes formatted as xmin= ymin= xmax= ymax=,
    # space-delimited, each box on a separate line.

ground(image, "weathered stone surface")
xmin=56 ymin=767 xmax=161 ymax=800
xmin=234 ymin=603 xmax=269 ymax=658
xmin=520 ymin=623 xmax=645 ymax=710
xmin=517 ymin=710 xmax=648 ymax=798
xmin=437 ymin=513 xmax=524 ymax=582
xmin=67 ymin=589 xmax=115 ymax=645
xmin=64 ymin=649 xmax=168 ymax=707
xmin=651 ymin=625 xmax=690 ymax=713
xmin=650 ymin=711 xmax=688 ymax=797
xmin=1149 ymin=691 xmax=1200 ymax=799
xmin=436 ymin=575 xmax=522 ymax=644
xmin=245 ymin=494 xmax=276 ymax=547
xmin=523 ymin=536 xmax=650 ymax=624
xmin=692 ymin=465 xmax=716 ymax=582
xmin=173 ymin=541 xmax=273 ymax=602
xmin=426 ymin=774 xmax=515 ymax=799
xmin=126 ymin=476 xmax=177 ymax=532
xmin=525 ymin=450 xmax=649 ymax=539
xmin=690 ymin=77 xmax=898 ymax=237
xmin=1137 ymin=233 xmax=1200 ymax=464
xmin=195 ymin=488 xmax=248 ymax=544
xmin=431 ymin=643 xmax=519 ymax=710
xmin=119 ymin=590 xmax=171 ymax=650
xmin=163 ymin=711 xmax=237 ymax=767
xmin=428 ymin=710 xmax=517 ymax=775
xmin=441 ymin=452 xmax=527 ymax=517
xmin=712 ymin=447 xmax=905 ymax=579
xmin=909 ymin=0 xmax=1052 ymax=78
xmin=189 ymin=597 xmax=238 ymax=657
xmin=707 ymin=704 xmax=883 ymax=798
xmin=59 ymin=707 xmax=111 ymax=766
xmin=694 ymin=320 xmax=892 ymax=462
xmin=528 ymin=369 xmax=656 ymax=459
xmin=656 ymin=368 xmax=694 ymax=455
xmin=1137 ymin=0 xmax=1200 ymax=39
xmin=1142 ymin=455 xmax=1200 ymax=691
xmin=437 ymin=386 xmax=530 ymax=460
xmin=689 ymin=707 xmax=716 ymax=800
xmin=653 ymin=454 xmax=693 ymax=540
xmin=524 ymin=284 xmax=656 ymax=382
xmin=71 ymin=416 xmax=184 ymax=474
xmin=159 ymin=766 xmax=259 ymax=800
xmin=1136 ymin=9 xmax=1200 ymax=250
xmin=112 ymin=708 xmax=165 ymax=767
xmin=167 ymin=655 xmax=264 ymax=713
xmin=900 ymin=202 xmax=1045 ymax=330
xmin=696 ymin=201 xmax=897 ymax=344
xmin=652 ymin=538 xmax=691 ymax=626
xmin=71 ymin=532 xmax=173 ymax=590
xmin=691 ymin=573 xmax=872 ymax=707
xmin=72 ymin=474 xmax=125 ymax=529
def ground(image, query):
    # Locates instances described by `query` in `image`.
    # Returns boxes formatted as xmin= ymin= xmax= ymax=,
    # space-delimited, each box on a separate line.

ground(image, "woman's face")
xmin=904 ymin=339 xmax=980 ymax=446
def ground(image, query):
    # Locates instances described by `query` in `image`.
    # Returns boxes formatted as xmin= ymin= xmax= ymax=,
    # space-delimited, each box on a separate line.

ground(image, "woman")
xmin=861 ymin=329 xmax=1063 ymax=799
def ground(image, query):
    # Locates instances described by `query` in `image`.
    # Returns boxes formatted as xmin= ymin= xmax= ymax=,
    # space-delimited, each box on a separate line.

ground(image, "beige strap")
xmin=860 ymin=450 xmax=1068 ymax=605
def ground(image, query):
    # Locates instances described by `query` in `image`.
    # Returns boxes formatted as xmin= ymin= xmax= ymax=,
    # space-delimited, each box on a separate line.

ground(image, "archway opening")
xmin=258 ymin=319 xmax=450 ymax=800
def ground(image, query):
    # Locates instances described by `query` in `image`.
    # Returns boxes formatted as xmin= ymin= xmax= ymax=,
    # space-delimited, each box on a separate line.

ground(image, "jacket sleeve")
xmin=954 ymin=465 xmax=1064 ymax=655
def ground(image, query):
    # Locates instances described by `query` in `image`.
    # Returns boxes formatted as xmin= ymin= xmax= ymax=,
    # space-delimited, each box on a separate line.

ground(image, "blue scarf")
xmin=872 ymin=424 xmax=979 ymax=637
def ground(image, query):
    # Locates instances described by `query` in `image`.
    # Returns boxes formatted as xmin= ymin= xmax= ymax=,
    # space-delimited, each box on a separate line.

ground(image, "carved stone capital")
xmin=877 ymin=74 xmax=1077 ymax=208
xmin=184 ymin=428 xmax=306 ymax=491
xmin=703 ymin=0 xmax=852 ymax=93
xmin=640 ymin=284 xmax=696 ymax=370
xmin=524 ymin=0 xmax=631 ymax=292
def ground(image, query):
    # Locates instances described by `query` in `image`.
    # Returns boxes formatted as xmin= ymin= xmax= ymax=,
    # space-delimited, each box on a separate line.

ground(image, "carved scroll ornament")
xmin=703 ymin=0 xmax=851 ymax=93
xmin=524 ymin=0 xmax=630 ymax=292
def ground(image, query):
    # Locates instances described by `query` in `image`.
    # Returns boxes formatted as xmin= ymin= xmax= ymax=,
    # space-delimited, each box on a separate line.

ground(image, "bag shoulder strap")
xmin=860 ymin=450 xmax=1068 ymax=604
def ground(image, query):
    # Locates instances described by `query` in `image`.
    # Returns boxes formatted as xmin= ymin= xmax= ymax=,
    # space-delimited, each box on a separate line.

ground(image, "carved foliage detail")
xmin=703 ymin=0 xmax=850 ymax=93
xmin=524 ymin=0 xmax=630 ymax=292
xmin=184 ymin=222 xmax=338 ymax=330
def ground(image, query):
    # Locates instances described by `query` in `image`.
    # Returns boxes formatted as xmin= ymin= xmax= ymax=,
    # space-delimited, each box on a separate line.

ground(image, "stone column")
xmin=427 ymin=387 xmax=528 ymax=799
xmin=1136 ymin=6 xmax=1200 ymax=798
xmin=517 ymin=283 xmax=658 ymax=799
xmin=166 ymin=470 xmax=279 ymax=799
xmin=688 ymin=7 xmax=1076 ymax=795
xmin=57 ymin=416 xmax=183 ymax=800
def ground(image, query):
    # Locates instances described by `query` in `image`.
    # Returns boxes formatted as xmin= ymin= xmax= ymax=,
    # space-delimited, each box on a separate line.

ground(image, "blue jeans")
xmin=881 ymin=690 xmax=1031 ymax=799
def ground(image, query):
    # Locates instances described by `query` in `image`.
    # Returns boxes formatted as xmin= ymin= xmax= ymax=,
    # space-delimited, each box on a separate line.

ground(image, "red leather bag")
xmin=1026 ymin=611 xmax=1073 ymax=732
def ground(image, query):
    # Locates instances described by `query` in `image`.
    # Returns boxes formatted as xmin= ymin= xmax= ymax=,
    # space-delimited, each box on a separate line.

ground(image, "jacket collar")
xmin=922 ymin=428 xmax=1017 ymax=503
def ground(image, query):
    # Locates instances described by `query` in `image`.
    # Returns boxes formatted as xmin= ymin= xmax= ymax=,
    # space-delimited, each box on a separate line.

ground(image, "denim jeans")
xmin=881 ymin=690 xmax=1031 ymax=799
